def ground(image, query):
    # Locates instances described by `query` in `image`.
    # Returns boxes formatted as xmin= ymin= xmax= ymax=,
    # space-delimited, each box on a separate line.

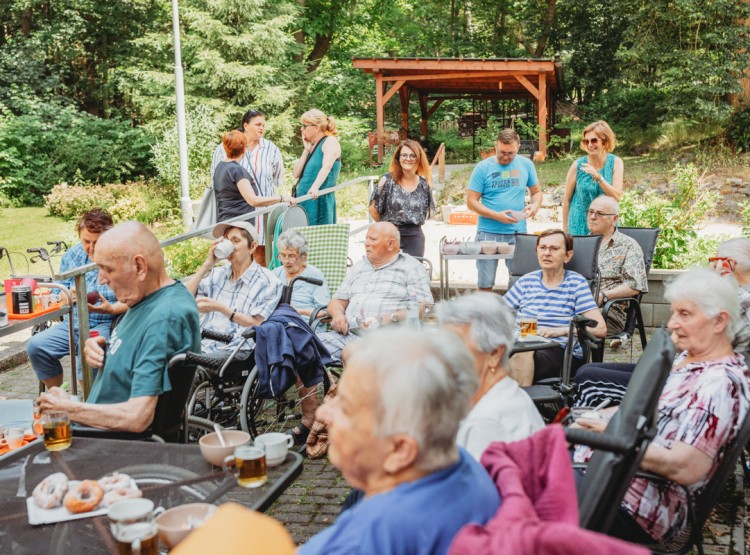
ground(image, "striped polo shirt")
xmin=503 ymin=270 xmax=597 ymax=352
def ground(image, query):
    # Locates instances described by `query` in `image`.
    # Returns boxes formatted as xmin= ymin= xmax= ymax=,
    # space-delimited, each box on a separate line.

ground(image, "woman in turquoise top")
xmin=562 ymin=120 xmax=624 ymax=235
xmin=292 ymin=109 xmax=342 ymax=226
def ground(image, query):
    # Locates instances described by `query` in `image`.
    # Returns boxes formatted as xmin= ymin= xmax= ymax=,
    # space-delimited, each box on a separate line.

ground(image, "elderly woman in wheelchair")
xmin=572 ymin=269 xmax=749 ymax=545
xmin=272 ymin=229 xmax=330 ymax=317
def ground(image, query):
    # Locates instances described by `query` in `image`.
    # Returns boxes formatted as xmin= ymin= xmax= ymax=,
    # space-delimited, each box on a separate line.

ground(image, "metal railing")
xmin=51 ymin=174 xmax=378 ymax=398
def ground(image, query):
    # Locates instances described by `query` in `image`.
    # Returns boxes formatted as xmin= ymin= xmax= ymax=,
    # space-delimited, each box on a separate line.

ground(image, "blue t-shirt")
xmin=503 ymin=269 xmax=597 ymax=356
xmin=299 ymin=449 xmax=500 ymax=555
xmin=468 ymin=155 xmax=539 ymax=234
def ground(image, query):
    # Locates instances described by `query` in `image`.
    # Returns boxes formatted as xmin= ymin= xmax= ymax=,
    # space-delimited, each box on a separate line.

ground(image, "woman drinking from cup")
xmin=368 ymin=140 xmax=434 ymax=257
xmin=292 ymin=109 xmax=342 ymax=226
xmin=562 ymin=120 xmax=624 ymax=235
xmin=272 ymin=230 xmax=330 ymax=317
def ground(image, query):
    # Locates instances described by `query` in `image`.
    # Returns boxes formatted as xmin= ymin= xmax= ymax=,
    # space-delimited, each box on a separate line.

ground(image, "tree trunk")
xmin=306 ymin=32 xmax=333 ymax=73
xmin=534 ymin=0 xmax=557 ymax=57
xmin=293 ymin=0 xmax=305 ymax=64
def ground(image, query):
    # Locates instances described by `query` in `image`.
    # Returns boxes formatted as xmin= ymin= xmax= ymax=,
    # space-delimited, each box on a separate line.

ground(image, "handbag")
xmin=191 ymin=186 xmax=218 ymax=232
xmin=292 ymin=137 xmax=327 ymax=198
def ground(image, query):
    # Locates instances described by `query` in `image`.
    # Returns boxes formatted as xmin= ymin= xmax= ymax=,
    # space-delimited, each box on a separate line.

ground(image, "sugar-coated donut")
xmin=103 ymin=486 xmax=142 ymax=507
xmin=98 ymin=472 xmax=132 ymax=492
xmin=32 ymin=472 xmax=69 ymax=509
xmin=63 ymin=480 xmax=104 ymax=513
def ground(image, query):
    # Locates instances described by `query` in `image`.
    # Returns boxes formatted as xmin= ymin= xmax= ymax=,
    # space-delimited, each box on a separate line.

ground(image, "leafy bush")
xmin=158 ymin=223 xmax=211 ymax=279
xmin=0 ymin=94 xmax=154 ymax=205
xmin=45 ymin=181 xmax=175 ymax=223
xmin=430 ymin=126 xmax=473 ymax=163
xmin=743 ymin=200 xmax=750 ymax=238
xmin=335 ymin=117 xmax=371 ymax=172
xmin=619 ymin=164 xmax=719 ymax=269
xmin=727 ymin=106 xmax=750 ymax=153
xmin=583 ymin=87 xmax=669 ymax=130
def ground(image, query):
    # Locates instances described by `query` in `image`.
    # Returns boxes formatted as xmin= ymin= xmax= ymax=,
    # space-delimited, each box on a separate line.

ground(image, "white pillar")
xmin=172 ymin=0 xmax=192 ymax=227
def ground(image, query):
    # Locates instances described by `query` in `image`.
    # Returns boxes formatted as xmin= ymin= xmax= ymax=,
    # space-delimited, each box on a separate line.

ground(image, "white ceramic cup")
xmin=213 ymin=239 xmax=235 ymax=259
xmin=108 ymin=498 xmax=164 ymax=555
xmin=254 ymin=432 xmax=294 ymax=466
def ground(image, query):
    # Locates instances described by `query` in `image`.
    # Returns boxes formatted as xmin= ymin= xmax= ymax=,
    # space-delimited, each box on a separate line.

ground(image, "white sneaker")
xmin=610 ymin=333 xmax=630 ymax=350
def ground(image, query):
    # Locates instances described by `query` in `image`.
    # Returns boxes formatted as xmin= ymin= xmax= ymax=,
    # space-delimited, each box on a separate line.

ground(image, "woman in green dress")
xmin=292 ymin=109 xmax=342 ymax=226
xmin=562 ymin=120 xmax=624 ymax=235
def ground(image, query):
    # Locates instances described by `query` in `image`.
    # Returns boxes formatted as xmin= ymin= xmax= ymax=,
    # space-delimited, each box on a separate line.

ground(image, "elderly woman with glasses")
xmin=368 ymin=139 xmax=434 ymax=257
xmin=437 ymin=292 xmax=544 ymax=460
xmin=272 ymin=229 xmax=330 ymax=317
xmin=562 ymin=120 xmax=624 ymax=236
xmin=573 ymin=269 xmax=749 ymax=545
xmin=292 ymin=109 xmax=342 ymax=226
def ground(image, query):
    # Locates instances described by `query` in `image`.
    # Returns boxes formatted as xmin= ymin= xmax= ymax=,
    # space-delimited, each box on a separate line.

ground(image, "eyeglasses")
xmin=587 ymin=209 xmax=617 ymax=218
xmin=278 ymin=253 xmax=302 ymax=262
xmin=497 ymin=150 xmax=517 ymax=157
xmin=399 ymin=153 xmax=417 ymax=160
xmin=708 ymin=257 xmax=736 ymax=272
xmin=537 ymin=245 xmax=563 ymax=253
xmin=582 ymin=137 xmax=600 ymax=146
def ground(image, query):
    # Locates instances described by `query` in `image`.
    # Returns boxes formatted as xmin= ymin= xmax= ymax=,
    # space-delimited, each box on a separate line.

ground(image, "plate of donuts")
xmin=27 ymin=471 xmax=142 ymax=525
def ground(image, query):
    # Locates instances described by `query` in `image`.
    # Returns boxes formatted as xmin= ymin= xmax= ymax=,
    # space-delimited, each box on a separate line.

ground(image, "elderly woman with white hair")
xmin=272 ymin=229 xmax=330 ymax=317
xmin=302 ymin=327 xmax=500 ymax=554
xmin=437 ymin=292 xmax=544 ymax=460
xmin=574 ymin=269 xmax=749 ymax=544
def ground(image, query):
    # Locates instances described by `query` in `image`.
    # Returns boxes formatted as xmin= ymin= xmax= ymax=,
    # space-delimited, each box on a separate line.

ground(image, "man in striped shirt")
xmin=504 ymin=229 xmax=606 ymax=385
xmin=211 ymin=109 xmax=284 ymax=266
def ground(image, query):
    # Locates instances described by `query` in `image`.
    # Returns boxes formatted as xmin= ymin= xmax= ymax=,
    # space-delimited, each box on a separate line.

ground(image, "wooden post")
xmin=418 ymin=93 xmax=428 ymax=139
xmin=375 ymin=72 xmax=385 ymax=163
xmin=438 ymin=143 xmax=445 ymax=182
xmin=538 ymin=72 xmax=547 ymax=160
xmin=399 ymin=85 xmax=409 ymax=139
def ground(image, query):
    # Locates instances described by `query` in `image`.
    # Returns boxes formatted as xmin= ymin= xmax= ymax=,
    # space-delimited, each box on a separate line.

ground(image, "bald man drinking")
xmin=317 ymin=222 xmax=432 ymax=362
xmin=38 ymin=221 xmax=201 ymax=432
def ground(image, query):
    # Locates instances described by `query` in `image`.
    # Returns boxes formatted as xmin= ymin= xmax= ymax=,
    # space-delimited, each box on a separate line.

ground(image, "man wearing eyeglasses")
xmin=586 ymin=195 xmax=647 ymax=349
xmin=711 ymin=238 xmax=750 ymax=353
xmin=467 ymin=128 xmax=542 ymax=292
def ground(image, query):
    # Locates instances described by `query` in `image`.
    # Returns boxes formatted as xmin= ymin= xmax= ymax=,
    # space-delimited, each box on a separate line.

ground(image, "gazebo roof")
xmin=352 ymin=57 xmax=562 ymax=97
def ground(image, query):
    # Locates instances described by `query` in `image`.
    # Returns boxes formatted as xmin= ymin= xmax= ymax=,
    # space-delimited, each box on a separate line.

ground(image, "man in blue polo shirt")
xmin=467 ymin=128 xmax=542 ymax=291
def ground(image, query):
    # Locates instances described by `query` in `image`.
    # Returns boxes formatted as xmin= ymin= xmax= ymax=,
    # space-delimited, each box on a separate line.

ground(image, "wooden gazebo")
xmin=352 ymin=57 xmax=562 ymax=161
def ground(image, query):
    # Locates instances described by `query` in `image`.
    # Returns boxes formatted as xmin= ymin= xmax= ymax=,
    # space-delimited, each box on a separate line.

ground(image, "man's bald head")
xmin=94 ymin=221 xmax=170 ymax=307
xmin=364 ymin=222 xmax=401 ymax=267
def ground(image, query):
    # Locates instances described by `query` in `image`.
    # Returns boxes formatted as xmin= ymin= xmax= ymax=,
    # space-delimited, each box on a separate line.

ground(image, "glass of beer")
xmin=519 ymin=317 xmax=538 ymax=337
xmin=224 ymin=445 xmax=267 ymax=488
xmin=41 ymin=411 xmax=72 ymax=451
xmin=109 ymin=498 xmax=162 ymax=555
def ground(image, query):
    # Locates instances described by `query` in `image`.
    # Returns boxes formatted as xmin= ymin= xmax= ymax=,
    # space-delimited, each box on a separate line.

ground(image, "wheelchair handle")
xmin=27 ymin=247 xmax=51 ymax=261
xmin=572 ymin=314 xmax=598 ymax=328
xmin=565 ymin=427 xmax=631 ymax=454
xmin=289 ymin=276 xmax=323 ymax=287
xmin=202 ymin=328 xmax=235 ymax=343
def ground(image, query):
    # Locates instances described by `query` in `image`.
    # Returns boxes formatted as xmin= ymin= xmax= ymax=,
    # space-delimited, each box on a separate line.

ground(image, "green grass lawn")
xmin=0 ymin=207 xmax=76 ymax=280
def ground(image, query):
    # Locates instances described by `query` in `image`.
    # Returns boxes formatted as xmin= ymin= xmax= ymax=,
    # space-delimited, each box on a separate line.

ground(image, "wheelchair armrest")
xmin=169 ymin=351 xmax=226 ymax=370
xmin=308 ymin=305 xmax=330 ymax=327
xmin=601 ymin=297 xmax=639 ymax=321
xmin=564 ymin=428 xmax=631 ymax=454
xmin=72 ymin=423 xmax=152 ymax=441
xmin=201 ymin=328 xmax=234 ymax=343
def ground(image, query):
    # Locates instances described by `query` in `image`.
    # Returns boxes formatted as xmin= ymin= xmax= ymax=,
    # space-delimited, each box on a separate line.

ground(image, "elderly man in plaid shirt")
xmin=318 ymin=222 xmax=432 ymax=362
xmin=186 ymin=220 xmax=282 ymax=355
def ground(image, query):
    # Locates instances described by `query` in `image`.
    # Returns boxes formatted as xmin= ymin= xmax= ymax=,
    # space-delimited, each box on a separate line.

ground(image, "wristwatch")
xmin=601 ymin=292 xmax=609 ymax=306
xmin=390 ymin=313 xmax=400 ymax=323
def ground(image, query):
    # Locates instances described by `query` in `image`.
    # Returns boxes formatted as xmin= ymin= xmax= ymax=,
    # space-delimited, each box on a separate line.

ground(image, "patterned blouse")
xmin=370 ymin=174 xmax=434 ymax=227
xmin=574 ymin=351 xmax=750 ymax=541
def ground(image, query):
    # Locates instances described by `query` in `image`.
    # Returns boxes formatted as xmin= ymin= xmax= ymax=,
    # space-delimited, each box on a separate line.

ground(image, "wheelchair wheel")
xmin=186 ymin=415 xmax=218 ymax=444
xmin=187 ymin=374 xmax=242 ymax=430
xmin=239 ymin=366 xmax=339 ymax=439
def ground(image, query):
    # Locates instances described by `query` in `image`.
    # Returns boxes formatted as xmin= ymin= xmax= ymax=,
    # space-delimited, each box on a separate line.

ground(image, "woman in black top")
xmin=214 ymin=130 xmax=291 ymax=224
xmin=368 ymin=139 xmax=434 ymax=257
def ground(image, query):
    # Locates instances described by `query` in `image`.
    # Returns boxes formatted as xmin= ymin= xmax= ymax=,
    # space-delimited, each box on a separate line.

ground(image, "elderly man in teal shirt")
xmin=38 ymin=221 xmax=201 ymax=433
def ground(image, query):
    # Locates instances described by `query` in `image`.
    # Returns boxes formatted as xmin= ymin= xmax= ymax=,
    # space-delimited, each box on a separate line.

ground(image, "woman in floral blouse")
xmin=368 ymin=140 xmax=434 ymax=258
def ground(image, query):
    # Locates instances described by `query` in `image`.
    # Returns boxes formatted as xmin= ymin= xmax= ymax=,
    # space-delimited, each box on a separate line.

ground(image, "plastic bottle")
xmin=406 ymin=293 xmax=420 ymax=329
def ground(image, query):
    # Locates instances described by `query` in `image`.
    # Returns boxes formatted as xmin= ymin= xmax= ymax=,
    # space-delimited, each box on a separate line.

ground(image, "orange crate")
xmin=449 ymin=211 xmax=478 ymax=225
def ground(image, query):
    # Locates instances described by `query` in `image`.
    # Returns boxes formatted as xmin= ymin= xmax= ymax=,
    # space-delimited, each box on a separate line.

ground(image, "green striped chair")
xmin=290 ymin=224 xmax=350 ymax=294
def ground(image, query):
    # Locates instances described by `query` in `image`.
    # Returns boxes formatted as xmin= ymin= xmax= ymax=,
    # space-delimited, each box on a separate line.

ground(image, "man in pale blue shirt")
xmin=467 ymin=128 xmax=542 ymax=291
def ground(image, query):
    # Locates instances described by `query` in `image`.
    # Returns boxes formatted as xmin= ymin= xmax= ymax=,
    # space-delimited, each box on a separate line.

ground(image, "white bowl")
xmin=458 ymin=241 xmax=481 ymax=255
xmin=497 ymin=243 xmax=515 ymax=255
xmin=480 ymin=241 xmax=498 ymax=255
xmin=198 ymin=430 xmax=251 ymax=467
xmin=156 ymin=503 xmax=217 ymax=548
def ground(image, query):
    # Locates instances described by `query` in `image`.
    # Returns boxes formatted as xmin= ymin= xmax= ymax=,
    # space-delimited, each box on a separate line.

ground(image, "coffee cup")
xmin=108 ymin=498 xmax=164 ymax=555
xmin=254 ymin=432 xmax=294 ymax=467
xmin=224 ymin=445 xmax=267 ymax=488
xmin=213 ymin=239 xmax=235 ymax=260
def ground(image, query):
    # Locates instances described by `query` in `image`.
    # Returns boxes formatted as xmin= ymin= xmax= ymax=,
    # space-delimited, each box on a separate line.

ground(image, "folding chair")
xmin=565 ymin=327 xmax=675 ymax=533
xmin=591 ymin=227 xmax=660 ymax=363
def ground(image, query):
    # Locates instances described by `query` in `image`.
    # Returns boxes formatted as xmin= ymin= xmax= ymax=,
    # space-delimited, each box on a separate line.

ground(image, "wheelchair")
xmin=185 ymin=275 xmax=338 ymax=441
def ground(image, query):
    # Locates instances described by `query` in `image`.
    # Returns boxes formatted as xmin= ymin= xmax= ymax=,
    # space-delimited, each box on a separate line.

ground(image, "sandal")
xmin=291 ymin=424 xmax=311 ymax=446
